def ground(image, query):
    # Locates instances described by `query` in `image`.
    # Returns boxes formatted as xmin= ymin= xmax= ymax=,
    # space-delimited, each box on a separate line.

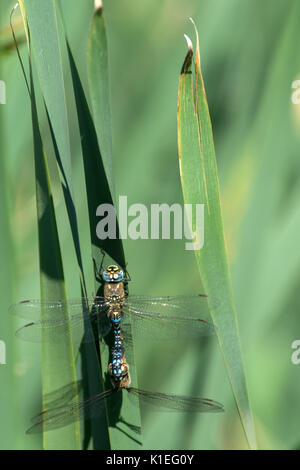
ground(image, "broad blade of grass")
xmin=17 ymin=3 xmax=81 ymax=449
xmin=45 ymin=102 xmax=109 ymax=450
xmin=67 ymin=41 xmax=125 ymax=268
xmin=177 ymin=21 xmax=256 ymax=449
xmin=85 ymin=2 xmax=142 ymax=449
xmin=31 ymin=79 xmax=81 ymax=451
xmin=87 ymin=3 xmax=115 ymax=200
xmin=21 ymin=0 xmax=85 ymax=290
xmin=19 ymin=1 xmax=110 ymax=449
xmin=23 ymin=0 xmax=74 ymax=203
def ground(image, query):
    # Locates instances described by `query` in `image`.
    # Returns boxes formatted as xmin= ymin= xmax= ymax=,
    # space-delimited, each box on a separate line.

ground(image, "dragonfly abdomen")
xmin=109 ymin=317 xmax=130 ymax=384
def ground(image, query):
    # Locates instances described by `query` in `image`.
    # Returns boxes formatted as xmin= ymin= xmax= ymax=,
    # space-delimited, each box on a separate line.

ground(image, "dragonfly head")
xmin=102 ymin=265 xmax=124 ymax=283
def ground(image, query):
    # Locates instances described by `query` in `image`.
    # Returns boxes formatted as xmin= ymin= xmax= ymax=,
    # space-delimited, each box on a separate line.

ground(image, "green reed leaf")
xmin=177 ymin=20 xmax=257 ymax=449
xmin=86 ymin=2 xmax=142 ymax=450
xmin=18 ymin=1 xmax=81 ymax=450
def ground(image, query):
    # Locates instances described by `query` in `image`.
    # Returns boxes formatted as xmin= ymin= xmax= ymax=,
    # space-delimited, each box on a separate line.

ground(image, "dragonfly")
xmin=10 ymin=265 xmax=217 ymax=346
xmin=14 ymin=264 xmax=224 ymax=433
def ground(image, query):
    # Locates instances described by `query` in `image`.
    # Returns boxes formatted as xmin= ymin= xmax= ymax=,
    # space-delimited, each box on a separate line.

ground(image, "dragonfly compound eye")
xmin=103 ymin=265 xmax=124 ymax=283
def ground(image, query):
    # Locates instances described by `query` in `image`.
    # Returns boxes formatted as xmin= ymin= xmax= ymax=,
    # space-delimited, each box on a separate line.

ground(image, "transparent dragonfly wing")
xmin=126 ymin=388 xmax=224 ymax=413
xmin=42 ymin=380 xmax=84 ymax=409
xmin=9 ymin=297 xmax=110 ymax=321
xmin=122 ymin=294 xmax=216 ymax=341
xmin=27 ymin=386 xmax=224 ymax=433
xmin=27 ymin=389 xmax=113 ymax=434
xmin=10 ymin=294 xmax=216 ymax=343
xmin=10 ymin=297 xmax=111 ymax=343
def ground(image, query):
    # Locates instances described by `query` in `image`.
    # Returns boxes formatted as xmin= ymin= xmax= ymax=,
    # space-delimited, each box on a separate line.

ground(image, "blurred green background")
xmin=1 ymin=0 xmax=300 ymax=450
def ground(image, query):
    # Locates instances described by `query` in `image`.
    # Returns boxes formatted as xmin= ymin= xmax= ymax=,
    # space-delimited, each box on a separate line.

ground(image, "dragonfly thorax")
xmin=104 ymin=281 xmax=125 ymax=302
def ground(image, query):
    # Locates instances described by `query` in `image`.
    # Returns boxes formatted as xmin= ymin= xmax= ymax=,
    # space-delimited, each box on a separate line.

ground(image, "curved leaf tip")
xmin=183 ymin=34 xmax=193 ymax=52
xmin=94 ymin=0 xmax=103 ymax=12
xmin=181 ymin=35 xmax=193 ymax=75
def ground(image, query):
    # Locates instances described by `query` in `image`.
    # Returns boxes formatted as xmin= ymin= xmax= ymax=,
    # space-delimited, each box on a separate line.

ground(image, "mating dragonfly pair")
xmin=11 ymin=263 xmax=224 ymax=433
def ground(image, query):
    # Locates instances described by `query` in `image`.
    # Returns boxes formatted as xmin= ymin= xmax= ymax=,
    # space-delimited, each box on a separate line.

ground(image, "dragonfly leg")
xmin=99 ymin=248 xmax=106 ymax=274
xmin=94 ymin=249 xmax=107 ymax=282
xmin=93 ymin=257 xmax=102 ymax=283
xmin=124 ymin=263 xmax=131 ymax=282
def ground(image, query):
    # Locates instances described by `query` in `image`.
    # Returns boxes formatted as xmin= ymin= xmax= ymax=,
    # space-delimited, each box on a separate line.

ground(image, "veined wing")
xmin=27 ymin=386 xmax=224 ymax=433
xmin=10 ymin=294 xmax=217 ymax=343
xmin=122 ymin=294 xmax=216 ymax=340
xmin=126 ymin=388 xmax=224 ymax=413
xmin=10 ymin=297 xmax=111 ymax=343
xmin=9 ymin=297 xmax=108 ymax=320
xmin=42 ymin=380 xmax=84 ymax=409
xmin=27 ymin=389 xmax=113 ymax=434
